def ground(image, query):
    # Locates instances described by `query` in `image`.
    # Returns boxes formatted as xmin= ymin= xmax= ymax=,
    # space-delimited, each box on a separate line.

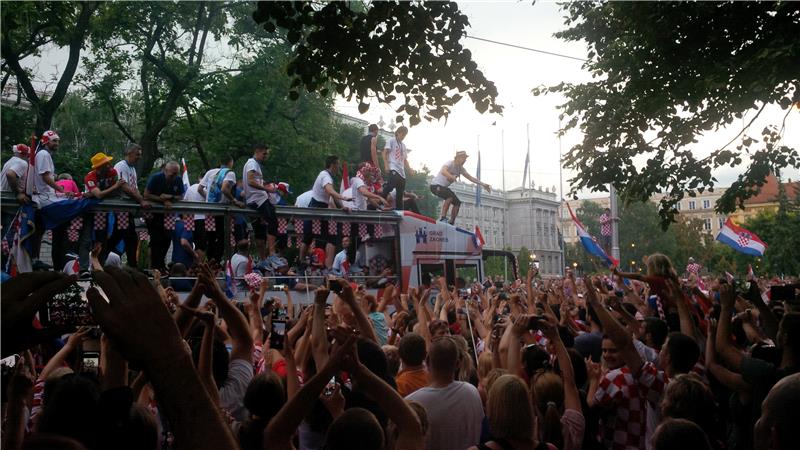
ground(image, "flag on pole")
xmin=181 ymin=158 xmax=190 ymax=192
xmin=25 ymin=134 xmax=36 ymax=196
xmin=475 ymin=151 xmax=482 ymax=206
xmin=715 ymin=218 xmax=767 ymax=256
xmin=747 ymin=264 xmax=756 ymax=280
xmin=566 ymin=202 xmax=619 ymax=268
xmin=224 ymin=260 xmax=236 ymax=299
xmin=521 ymin=150 xmax=530 ymax=189
xmin=473 ymin=225 xmax=485 ymax=248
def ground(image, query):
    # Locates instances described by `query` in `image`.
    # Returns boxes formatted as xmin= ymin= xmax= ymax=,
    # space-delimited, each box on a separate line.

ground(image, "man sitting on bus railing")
xmin=143 ymin=161 xmax=184 ymax=271
xmin=80 ymin=152 xmax=125 ymax=276
xmin=200 ymin=155 xmax=244 ymax=263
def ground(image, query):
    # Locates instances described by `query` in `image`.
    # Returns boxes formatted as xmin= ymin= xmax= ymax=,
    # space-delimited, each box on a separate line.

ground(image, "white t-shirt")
xmin=200 ymin=168 xmax=236 ymax=203
xmin=331 ymin=249 xmax=348 ymax=276
xmin=340 ymin=187 xmax=355 ymax=210
xmin=113 ymin=160 xmax=138 ymax=196
xmin=350 ymin=177 xmax=368 ymax=210
xmin=183 ymin=184 xmax=205 ymax=220
xmin=295 ymin=190 xmax=313 ymax=208
xmin=311 ymin=170 xmax=335 ymax=204
xmin=384 ymin=137 xmax=408 ymax=178
xmin=34 ymin=149 xmax=63 ymax=206
xmin=405 ymin=381 xmax=484 ymax=450
xmin=0 ymin=156 xmax=28 ymax=192
xmin=242 ymin=158 xmax=269 ymax=207
xmin=431 ymin=160 xmax=463 ymax=187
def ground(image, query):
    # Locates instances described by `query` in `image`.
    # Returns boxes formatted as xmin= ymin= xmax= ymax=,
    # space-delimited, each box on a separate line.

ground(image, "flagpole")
xmin=610 ymin=184 xmax=620 ymax=262
xmin=501 ymin=129 xmax=508 ymax=280
xmin=527 ymin=123 xmax=533 ymax=268
xmin=558 ymin=116 xmax=565 ymax=276
xmin=477 ymin=134 xmax=483 ymax=246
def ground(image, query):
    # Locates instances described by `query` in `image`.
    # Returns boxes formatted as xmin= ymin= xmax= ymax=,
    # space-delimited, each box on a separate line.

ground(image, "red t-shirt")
xmin=311 ymin=248 xmax=326 ymax=267
xmin=84 ymin=168 xmax=119 ymax=193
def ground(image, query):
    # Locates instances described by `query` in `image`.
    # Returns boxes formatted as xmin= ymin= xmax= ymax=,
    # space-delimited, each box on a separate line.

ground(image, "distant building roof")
xmin=744 ymin=174 xmax=800 ymax=205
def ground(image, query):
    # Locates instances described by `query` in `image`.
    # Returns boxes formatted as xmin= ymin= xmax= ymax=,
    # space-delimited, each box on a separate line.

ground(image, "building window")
xmin=703 ymin=218 xmax=712 ymax=231
xmin=688 ymin=201 xmax=696 ymax=210
xmin=676 ymin=202 xmax=681 ymax=211
xmin=703 ymin=200 xmax=710 ymax=209
xmin=719 ymin=217 xmax=725 ymax=229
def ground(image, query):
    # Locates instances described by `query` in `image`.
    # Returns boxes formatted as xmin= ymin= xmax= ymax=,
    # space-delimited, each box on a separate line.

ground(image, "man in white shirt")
xmin=243 ymin=144 xmax=278 ymax=260
xmin=107 ymin=143 xmax=151 ymax=267
xmin=33 ymin=130 xmax=69 ymax=207
xmin=430 ymin=150 xmax=491 ymax=225
xmin=199 ymin=155 xmax=244 ymax=262
xmin=1 ymin=144 xmax=31 ymax=236
xmin=350 ymin=162 xmax=387 ymax=211
xmin=381 ymin=126 xmax=414 ymax=210
xmin=406 ymin=337 xmax=484 ymax=450
xmin=301 ymin=155 xmax=350 ymax=269
xmin=183 ymin=181 xmax=207 ymax=257
xmin=331 ymin=235 xmax=352 ymax=277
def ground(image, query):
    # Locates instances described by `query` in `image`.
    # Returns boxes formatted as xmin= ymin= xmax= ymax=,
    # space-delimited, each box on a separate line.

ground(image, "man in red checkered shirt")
xmin=599 ymin=208 xmax=612 ymax=254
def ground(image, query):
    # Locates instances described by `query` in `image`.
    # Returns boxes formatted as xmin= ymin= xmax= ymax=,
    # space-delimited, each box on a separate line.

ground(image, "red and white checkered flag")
xmin=205 ymin=216 xmax=216 ymax=231
xmin=373 ymin=223 xmax=383 ymax=239
xmin=229 ymin=218 xmax=236 ymax=247
xmin=278 ymin=218 xmax=288 ymax=234
xmin=117 ymin=212 xmax=129 ymax=230
xmin=342 ymin=223 xmax=351 ymax=236
xmin=358 ymin=223 xmax=368 ymax=240
xmin=183 ymin=215 xmax=195 ymax=231
xmin=68 ymin=216 xmax=83 ymax=242
xmin=286 ymin=235 xmax=294 ymax=248
xmin=293 ymin=219 xmax=303 ymax=234
xmin=312 ymin=219 xmax=322 ymax=235
xmin=138 ymin=230 xmax=150 ymax=241
xmin=94 ymin=213 xmax=107 ymax=231
xmin=164 ymin=213 xmax=177 ymax=230
xmin=328 ymin=220 xmax=337 ymax=235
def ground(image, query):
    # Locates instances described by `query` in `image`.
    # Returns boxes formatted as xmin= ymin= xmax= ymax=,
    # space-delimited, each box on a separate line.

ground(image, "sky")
xmin=14 ymin=1 xmax=799 ymax=200
xmin=336 ymin=0 xmax=800 ymax=199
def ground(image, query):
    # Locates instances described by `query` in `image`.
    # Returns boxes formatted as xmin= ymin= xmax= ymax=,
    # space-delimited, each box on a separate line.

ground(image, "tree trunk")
xmin=137 ymin=134 xmax=160 ymax=181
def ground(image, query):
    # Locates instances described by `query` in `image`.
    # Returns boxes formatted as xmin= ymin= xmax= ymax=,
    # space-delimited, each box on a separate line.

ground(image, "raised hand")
xmin=1 ymin=272 xmax=76 ymax=357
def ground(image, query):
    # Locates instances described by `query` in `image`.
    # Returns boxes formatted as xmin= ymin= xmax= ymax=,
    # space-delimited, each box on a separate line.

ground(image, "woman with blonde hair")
xmin=469 ymin=374 xmax=555 ymax=450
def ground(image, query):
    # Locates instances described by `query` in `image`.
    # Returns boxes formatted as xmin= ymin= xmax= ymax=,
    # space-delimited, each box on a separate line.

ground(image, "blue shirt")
xmin=146 ymin=171 xmax=185 ymax=198
xmin=171 ymin=220 xmax=194 ymax=267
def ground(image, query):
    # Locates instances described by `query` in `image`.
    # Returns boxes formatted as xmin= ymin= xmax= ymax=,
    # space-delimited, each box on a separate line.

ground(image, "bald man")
xmin=144 ymin=161 xmax=184 ymax=271
xmin=755 ymin=373 xmax=800 ymax=450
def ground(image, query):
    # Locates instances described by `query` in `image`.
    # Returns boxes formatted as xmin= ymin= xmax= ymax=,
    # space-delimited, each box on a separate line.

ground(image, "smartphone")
xmin=527 ymin=315 xmax=545 ymax=331
xmin=270 ymin=320 xmax=286 ymax=350
xmin=271 ymin=284 xmax=287 ymax=291
xmin=327 ymin=278 xmax=343 ymax=294
xmin=38 ymin=282 xmax=96 ymax=327
xmin=458 ymin=288 xmax=470 ymax=298
xmin=323 ymin=376 xmax=338 ymax=397
xmin=82 ymin=351 xmax=100 ymax=372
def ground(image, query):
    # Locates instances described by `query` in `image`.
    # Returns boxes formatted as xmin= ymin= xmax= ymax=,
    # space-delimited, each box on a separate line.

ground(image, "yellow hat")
xmin=90 ymin=152 xmax=114 ymax=170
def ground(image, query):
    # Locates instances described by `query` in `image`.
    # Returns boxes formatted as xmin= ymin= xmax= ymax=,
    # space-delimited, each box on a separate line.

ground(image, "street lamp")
xmin=631 ymin=260 xmax=636 ymax=272
xmin=572 ymin=261 xmax=578 ymax=277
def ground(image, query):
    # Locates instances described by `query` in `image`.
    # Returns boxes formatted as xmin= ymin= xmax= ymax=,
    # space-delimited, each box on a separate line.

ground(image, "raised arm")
xmin=705 ymin=319 xmax=750 ymax=394
xmin=337 ymin=279 xmax=378 ymax=343
xmin=541 ymin=319 xmax=581 ymax=413
xmin=200 ymin=264 xmax=254 ymax=362
xmin=715 ymin=284 xmax=744 ymax=371
xmin=584 ymin=278 xmax=644 ymax=376
xmin=312 ymin=288 xmax=331 ymax=369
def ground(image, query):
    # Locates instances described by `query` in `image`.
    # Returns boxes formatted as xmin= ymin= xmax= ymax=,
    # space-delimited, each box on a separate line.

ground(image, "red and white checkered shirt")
xmin=600 ymin=213 xmax=612 ymax=236
xmin=594 ymin=366 xmax=648 ymax=450
xmin=686 ymin=262 xmax=701 ymax=274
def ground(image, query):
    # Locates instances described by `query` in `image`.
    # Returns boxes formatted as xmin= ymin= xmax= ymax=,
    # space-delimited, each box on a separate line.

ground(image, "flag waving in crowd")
xmin=566 ymin=202 xmax=618 ymax=268
xmin=716 ymin=218 xmax=767 ymax=256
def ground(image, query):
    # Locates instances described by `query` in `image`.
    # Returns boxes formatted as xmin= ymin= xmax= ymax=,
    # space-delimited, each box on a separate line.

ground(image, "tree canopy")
xmin=537 ymin=2 xmax=800 ymax=227
xmin=252 ymin=1 xmax=502 ymax=126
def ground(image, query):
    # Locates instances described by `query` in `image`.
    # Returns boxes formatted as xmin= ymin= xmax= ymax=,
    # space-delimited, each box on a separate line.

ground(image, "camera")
xmin=327 ymin=277 xmax=343 ymax=294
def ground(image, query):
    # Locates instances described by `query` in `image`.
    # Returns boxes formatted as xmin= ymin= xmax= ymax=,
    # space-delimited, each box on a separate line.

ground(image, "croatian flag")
xmin=566 ymin=203 xmax=618 ymax=268
xmin=181 ymin=158 xmax=190 ymax=192
xmin=473 ymin=225 xmax=485 ymax=248
xmin=716 ymin=218 xmax=766 ymax=256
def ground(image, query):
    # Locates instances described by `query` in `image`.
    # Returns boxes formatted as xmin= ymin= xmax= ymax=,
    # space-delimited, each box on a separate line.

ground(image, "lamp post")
xmin=631 ymin=260 xmax=636 ymax=273
xmin=572 ymin=261 xmax=578 ymax=277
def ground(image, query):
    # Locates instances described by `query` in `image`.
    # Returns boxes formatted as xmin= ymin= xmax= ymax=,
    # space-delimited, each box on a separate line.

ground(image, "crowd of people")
xmin=2 ymin=248 xmax=799 ymax=450
xmin=1 ymin=125 xmax=490 ymax=279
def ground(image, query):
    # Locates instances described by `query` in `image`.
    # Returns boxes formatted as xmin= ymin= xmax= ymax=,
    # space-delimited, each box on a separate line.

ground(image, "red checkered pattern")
xmin=342 ymin=223 xmax=351 ymax=236
xmin=600 ymin=213 xmax=612 ymax=236
xmin=594 ymin=366 xmax=648 ymax=450
xmin=737 ymin=232 xmax=750 ymax=247
xmin=358 ymin=223 xmax=368 ymax=240
xmin=94 ymin=213 xmax=107 ymax=231
xmin=164 ymin=213 xmax=177 ymax=230
xmin=138 ymin=230 xmax=150 ymax=241
xmin=287 ymin=235 xmax=294 ymax=248
xmin=636 ymin=361 xmax=668 ymax=407
xmin=68 ymin=216 xmax=83 ymax=242
xmin=373 ymin=223 xmax=383 ymax=238
xmin=278 ymin=218 xmax=288 ymax=234
xmin=230 ymin=218 xmax=236 ymax=247
xmin=312 ymin=219 xmax=322 ymax=235
xmin=293 ymin=219 xmax=303 ymax=233
xmin=117 ymin=212 xmax=129 ymax=230
xmin=205 ymin=216 xmax=216 ymax=231
xmin=182 ymin=215 xmax=195 ymax=231
xmin=686 ymin=262 xmax=701 ymax=274
xmin=328 ymin=220 xmax=337 ymax=235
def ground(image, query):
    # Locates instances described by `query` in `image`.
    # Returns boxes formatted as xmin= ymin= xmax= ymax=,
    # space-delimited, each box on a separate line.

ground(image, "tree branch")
xmin=182 ymin=105 xmax=211 ymax=171
xmin=106 ymin=96 xmax=137 ymax=143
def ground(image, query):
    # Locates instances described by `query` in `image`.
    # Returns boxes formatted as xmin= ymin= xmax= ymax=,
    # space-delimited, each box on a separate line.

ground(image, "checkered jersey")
xmin=686 ymin=262 xmax=701 ymax=274
xmin=594 ymin=366 xmax=647 ymax=450
xmin=600 ymin=213 xmax=612 ymax=236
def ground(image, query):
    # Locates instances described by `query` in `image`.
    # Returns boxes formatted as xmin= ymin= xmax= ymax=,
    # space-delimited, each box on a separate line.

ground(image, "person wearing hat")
xmin=430 ymin=150 xmax=491 ymax=225
xmin=1 ymin=144 xmax=31 ymax=242
xmin=84 ymin=152 xmax=124 ymax=199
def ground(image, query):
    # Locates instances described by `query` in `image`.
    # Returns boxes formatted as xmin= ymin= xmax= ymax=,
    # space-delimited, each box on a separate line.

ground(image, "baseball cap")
xmin=41 ymin=130 xmax=60 ymax=144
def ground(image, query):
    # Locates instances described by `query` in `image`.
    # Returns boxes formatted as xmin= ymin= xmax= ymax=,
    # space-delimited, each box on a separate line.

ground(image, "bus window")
xmin=456 ymin=263 xmax=480 ymax=287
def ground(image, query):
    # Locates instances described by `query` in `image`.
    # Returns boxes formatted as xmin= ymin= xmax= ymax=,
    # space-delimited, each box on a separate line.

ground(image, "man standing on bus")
xmin=243 ymin=144 xmax=278 ymax=260
xmin=382 ymin=126 xmax=413 ymax=210
xmin=360 ymin=123 xmax=380 ymax=170
xmin=300 ymin=155 xmax=350 ymax=269
xmin=430 ymin=150 xmax=491 ymax=225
